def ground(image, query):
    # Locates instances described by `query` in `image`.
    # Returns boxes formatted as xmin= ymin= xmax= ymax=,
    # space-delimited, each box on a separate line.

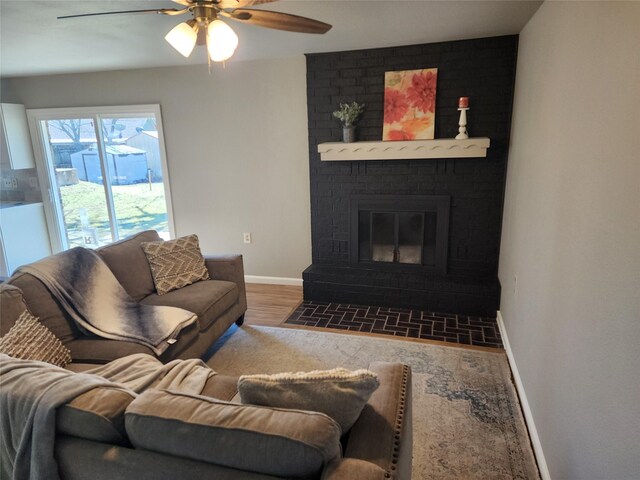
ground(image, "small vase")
xmin=343 ymin=126 xmax=356 ymax=143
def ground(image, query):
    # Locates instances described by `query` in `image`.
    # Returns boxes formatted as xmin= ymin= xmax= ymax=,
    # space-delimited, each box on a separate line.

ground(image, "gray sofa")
xmin=3 ymin=230 xmax=247 ymax=363
xmin=51 ymin=360 xmax=412 ymax=480
xmin=0 ymin=284 xmax=413 ymax=479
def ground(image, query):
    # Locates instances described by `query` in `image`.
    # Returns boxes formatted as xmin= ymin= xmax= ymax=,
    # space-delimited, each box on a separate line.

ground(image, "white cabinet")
xmin=0 ymin=103 xmax=36 ymax=170
xmin=0 ymin=203 xmax=52 ymax=276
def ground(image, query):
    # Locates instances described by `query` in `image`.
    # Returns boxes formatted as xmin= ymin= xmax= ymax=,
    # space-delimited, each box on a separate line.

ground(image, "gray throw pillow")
xmin=0 ymin=310 xmax=71 ymax=367
xmin=238 ymin=368 xmax=380 ymax=432
xmin=141 ymin=234 xmax=210 ymax=295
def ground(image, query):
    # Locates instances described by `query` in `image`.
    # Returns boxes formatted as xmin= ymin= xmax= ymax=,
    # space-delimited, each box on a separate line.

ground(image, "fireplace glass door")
xmin=374 ymin=212 xmax=423 ymax=264
xmin=359 ymin=210 xmax=436 ymax=265
xmin=352 ymin=195 xmax=450 ymax=273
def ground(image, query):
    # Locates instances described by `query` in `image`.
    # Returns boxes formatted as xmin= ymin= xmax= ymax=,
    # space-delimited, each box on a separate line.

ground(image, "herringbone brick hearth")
xmin=285 ymin=302 xmax=503 ymax=349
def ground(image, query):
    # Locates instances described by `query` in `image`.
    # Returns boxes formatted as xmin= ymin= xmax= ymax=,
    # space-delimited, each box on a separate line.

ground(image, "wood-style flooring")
xmin=244 ymin=283 xmax=302 ymax=326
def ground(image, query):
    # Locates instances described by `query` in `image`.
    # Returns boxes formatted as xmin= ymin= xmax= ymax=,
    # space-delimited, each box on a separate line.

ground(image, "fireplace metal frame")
xmin=349 ymin=195 xmax=450 ymax=274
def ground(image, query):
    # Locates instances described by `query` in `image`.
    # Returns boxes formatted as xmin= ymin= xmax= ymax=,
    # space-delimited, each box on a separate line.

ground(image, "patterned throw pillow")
xmin=238 ymin=368 xmax=380 ymax=433
xmin=0 ymin=310 xmax=71 ymax=367
xmin=141 ymin=234 xmax=210 ymax=295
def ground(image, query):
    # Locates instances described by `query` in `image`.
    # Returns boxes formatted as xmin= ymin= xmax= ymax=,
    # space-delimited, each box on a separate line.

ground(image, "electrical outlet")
xmin=243 ymin=232 xmax=252 ymax=244
xmin=2 ymin=178 xmax=11 ymax=189
xmin=10 ymin=178 xmax=18 ymax=189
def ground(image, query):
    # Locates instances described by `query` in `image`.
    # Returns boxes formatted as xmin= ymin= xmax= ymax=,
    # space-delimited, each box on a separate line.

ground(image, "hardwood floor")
xmin=244 ymin=283 xmax=302 ymax=326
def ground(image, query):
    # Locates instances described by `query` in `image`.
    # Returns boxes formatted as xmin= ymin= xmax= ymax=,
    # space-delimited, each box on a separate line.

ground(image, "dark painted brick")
xmin=305 ymin=35 xmax=518 ymax=316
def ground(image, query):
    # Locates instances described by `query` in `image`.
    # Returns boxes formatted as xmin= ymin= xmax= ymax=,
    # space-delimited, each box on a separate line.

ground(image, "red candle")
xmin=458 ymin=96 xmax=469 ymax=108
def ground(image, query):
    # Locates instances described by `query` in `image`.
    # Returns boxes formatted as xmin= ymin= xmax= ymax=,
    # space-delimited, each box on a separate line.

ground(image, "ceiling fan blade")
xmin=218 ymin=0 xmax=278 ymax=8
xmin=57 ymin=8 xmax=187 ymax=20
xmin=228 ymin=9 xmax=332 ymax=34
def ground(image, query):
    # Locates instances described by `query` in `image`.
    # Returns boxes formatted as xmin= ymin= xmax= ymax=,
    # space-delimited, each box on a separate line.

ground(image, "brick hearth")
xmin=285 ymin=301 xmax=503 ymax=349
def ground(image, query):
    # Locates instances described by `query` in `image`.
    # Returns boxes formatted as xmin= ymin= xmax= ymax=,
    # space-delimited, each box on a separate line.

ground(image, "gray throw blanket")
xmin=0 ymin=353 xmax=215 ymax=480
xmin=17 ymin=247 xmax=196 ymax=355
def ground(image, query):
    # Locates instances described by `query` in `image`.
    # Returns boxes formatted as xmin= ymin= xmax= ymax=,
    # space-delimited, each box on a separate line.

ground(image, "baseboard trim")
xmin=245 ymin=275 xmax=303 ymax=286
xmin=497 ymin=311 xmax=551 ymax=480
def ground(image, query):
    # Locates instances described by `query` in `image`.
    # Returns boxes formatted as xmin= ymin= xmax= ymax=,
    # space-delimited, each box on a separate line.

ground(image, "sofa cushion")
xmin=63 ymin=319 xmax=200 ymax=364
xmin=8 ymin=272 xmax=79 ymax=343
xmin=125 ymin=389 xmax=341 ymax=478
xmin=0 ymin=284 xmax=29 ymax=335
xmin=200 ymin=374 xmax=239 ymax=402
xmin=140 ymin=234 xmax=210 ymax=295
xmin=141 ymin=280 xmax=238 ymax=332
xmin=0 ymin=310 xmax=71 ymax=367
xmin=97 ymin=230 xmax=160 ymax=302
xmin=239 ymin=368 xmax=380 ymax=433
xmin=57 ymin=386 xmax=135 ymax=444
xmin=64 ymin=338 xmax=155 ymax=364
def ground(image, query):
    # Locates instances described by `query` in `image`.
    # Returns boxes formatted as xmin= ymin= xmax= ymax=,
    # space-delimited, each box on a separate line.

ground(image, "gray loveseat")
xmin=3 ymin=230 xmax=247 ymax=363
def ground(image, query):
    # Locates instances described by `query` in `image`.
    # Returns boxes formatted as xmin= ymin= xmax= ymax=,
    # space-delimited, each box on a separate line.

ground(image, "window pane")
xmin=43 ymin=118 xmax=113 ymax=248
xmin=100 ymin=116 xmax=170 ymax=240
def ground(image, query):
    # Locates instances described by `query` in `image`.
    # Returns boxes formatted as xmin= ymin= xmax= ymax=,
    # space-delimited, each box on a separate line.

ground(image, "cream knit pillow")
xmin=141 ymin=234 xmax=210 ymax=295
xmin=0 ymin=310 xmax=71 ymax=367
xmin=238 ymin=368 xmax=379 ymax=432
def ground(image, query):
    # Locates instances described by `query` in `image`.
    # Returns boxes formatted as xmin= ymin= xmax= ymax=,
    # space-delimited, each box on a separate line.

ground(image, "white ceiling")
xmin=0 ymin=1 xmax=542 ymax=78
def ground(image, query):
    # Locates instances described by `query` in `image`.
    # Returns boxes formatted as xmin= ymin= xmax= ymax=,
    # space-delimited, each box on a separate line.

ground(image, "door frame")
xmin=26 ymin=104 xmax=176 ymax=252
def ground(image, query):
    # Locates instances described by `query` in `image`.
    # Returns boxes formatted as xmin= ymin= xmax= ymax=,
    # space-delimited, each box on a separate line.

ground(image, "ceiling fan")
xmin=58 ymin=0 xmax=332 ymax=63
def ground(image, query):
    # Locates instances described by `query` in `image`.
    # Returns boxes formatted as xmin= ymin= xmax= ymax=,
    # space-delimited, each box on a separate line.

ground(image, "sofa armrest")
xmin=322 ymin=459 xmax=388 ymax=480
xmin=344 ymin=362 xmax=412 ymax=480
xmin=204 ymin=255 xmax=247 ymax=313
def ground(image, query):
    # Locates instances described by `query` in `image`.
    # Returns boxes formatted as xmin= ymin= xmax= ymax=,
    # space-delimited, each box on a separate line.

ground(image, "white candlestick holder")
xmin=455 ymin=107 xmax=469 ymax=139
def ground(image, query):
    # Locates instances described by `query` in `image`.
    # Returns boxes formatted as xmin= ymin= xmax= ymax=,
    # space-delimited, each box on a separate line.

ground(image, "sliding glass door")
xmin=28 ymin=106 xmax=174 ymax=252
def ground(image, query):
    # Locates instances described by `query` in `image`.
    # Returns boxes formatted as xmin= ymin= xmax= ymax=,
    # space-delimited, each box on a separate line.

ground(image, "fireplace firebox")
xmin=350 ymin=195 xmax=450 ymax=274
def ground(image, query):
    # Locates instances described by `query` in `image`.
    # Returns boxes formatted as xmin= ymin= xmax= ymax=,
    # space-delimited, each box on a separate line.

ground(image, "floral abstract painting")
xmin=383 ymin=68 xmax=438 ymax=141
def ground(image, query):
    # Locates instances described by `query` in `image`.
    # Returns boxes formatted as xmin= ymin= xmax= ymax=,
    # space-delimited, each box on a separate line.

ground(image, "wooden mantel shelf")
xmin=317 ymin=137 xmax=490 ymax=161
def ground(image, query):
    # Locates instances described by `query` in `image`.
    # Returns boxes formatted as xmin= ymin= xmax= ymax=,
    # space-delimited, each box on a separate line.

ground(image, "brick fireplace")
xmin=303 ymin=36 xmax=518 ymax=315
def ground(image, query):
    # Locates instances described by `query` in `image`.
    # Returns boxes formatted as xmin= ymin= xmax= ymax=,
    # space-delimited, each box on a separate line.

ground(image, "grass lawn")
xmin=60 ymin=181 xmax=169 ymax=248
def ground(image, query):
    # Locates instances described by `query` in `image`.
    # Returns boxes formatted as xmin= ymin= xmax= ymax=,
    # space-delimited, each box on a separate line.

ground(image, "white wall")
xmin=3 ymin=58 xmax=311 ymax=279
xmin=499 ymin=2 xmax=640 ymax=479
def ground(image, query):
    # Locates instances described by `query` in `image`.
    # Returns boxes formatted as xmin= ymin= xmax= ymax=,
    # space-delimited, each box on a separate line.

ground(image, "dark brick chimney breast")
xmin=303 ymin=36 xmax=519 ymax=315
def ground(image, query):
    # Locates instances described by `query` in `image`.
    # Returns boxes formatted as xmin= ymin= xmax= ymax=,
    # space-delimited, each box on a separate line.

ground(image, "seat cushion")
xmin=65 ymin=319 xmax=201 ymax=364
xmin=64 ymin=338 xmax=155 ymax=364
xmin=96 ymin=230 xmax=160 ymax=302
xmin=125 ymin=389 xmax=341 ymax=478
xmin=141 ymin=280 xmax=238 ymax=332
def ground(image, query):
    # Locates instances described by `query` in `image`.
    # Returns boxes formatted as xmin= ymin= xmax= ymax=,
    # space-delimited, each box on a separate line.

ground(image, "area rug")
xmin=207 ymin=325 xmax=539 ymax=480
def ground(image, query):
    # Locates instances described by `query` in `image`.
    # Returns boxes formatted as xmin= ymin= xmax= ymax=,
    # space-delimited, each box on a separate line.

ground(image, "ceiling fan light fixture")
xmin=165 ymin=21 xmax=198 ymax=58
xmin=207 ymin=20 xmax=239 ymax=62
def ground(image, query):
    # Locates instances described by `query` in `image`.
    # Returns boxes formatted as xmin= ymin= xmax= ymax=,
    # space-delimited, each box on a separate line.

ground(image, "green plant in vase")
xmin=332 ymin=101 xmax=365 ymax=143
